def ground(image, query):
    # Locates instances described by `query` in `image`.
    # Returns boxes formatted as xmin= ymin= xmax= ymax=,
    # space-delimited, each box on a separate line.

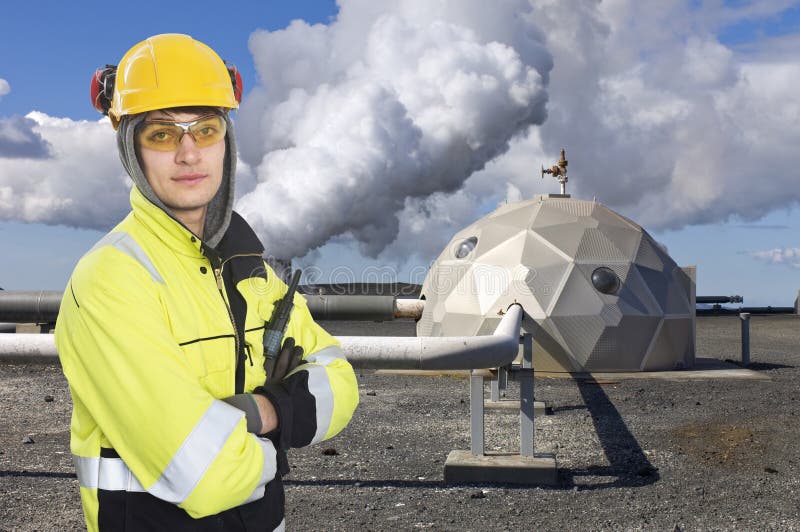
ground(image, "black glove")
xmin=257 ymin=338 xmax=302 ymax=479
xmin=264 ymin=337 xmax=305 ymax=385
xmin=223 ymin=338 xmax=305 ymax=436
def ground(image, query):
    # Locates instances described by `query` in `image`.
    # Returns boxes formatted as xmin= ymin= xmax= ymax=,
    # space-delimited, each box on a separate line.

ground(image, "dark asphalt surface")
xmin=1 ymin=315 xmax=799 ymax=531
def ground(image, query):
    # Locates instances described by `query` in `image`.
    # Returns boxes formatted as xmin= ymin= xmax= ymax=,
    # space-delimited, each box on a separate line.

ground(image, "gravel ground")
xmin=1 ymin=315 xmax=799 ymax=531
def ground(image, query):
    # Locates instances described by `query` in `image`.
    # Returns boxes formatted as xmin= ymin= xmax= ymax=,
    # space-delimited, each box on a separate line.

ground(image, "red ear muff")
xmin=226 ymin=63 xmax=243 ymax=104
xmin=91 ymin=65 xmax=116 ymax=115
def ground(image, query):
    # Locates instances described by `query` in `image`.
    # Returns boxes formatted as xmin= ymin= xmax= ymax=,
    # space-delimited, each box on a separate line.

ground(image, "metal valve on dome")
xmin=541 ymin=147 xmax=569 ymax=195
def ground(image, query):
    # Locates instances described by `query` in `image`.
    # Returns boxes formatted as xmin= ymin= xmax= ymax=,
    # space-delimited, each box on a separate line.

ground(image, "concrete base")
xmin=485 ymin=399 xmax=548 ymax=415
xmin=536 ymin=357 xmax=770 ymax=382
xmin=378 ymin=359 xmax=768 ymax=382
xmin=16 ymin=323 xmax=44 ymax=334
xmin=444 ymin=450 xmax=557 ymax=486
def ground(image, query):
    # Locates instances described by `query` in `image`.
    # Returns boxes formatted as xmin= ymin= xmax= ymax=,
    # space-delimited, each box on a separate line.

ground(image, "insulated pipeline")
xmin=339 ymin=304 xmax=523 ymax=370
xmin=696 ymin=295 xmax=743 ymax=304
xmin=0 ymin=291 xmax=425 ymax=323
xmin=0 ymin=291 xmax=62 ymax=323
xmin=0 ymin=333 xmax=59 ymax=363
xmin=305 ymin=295 xmax=396 ymax=321
xmin=0 ymin=304 xmax=524 ymax=369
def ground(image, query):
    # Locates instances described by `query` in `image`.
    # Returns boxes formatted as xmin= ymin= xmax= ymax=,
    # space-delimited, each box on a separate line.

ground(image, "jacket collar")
xmin=210 ymin=210 xmax=265 ymax=262
xmin=130 ymin=186 xmax=203 ymax=257
xmin=129 ymin=185 xmax=264 ymax=262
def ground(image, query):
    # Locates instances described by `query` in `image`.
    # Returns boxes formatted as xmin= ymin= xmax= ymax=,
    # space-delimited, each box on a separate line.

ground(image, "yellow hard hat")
xmin=106 ymin=34 xmax=241 ymax=129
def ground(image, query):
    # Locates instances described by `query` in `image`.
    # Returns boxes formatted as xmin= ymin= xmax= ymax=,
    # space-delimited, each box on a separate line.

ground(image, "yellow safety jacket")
xmin=55 ymin=186 xmax=359 ymax=531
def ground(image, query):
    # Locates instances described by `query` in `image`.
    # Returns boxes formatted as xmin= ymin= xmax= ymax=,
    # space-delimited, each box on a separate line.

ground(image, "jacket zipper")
xmin=213 ymin=265 xmax=241 ymax=377
xmin=213 ymin=253 xmax=264 ymax=389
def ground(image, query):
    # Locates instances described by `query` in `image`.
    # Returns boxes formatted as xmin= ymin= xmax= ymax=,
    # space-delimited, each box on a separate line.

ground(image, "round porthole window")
xmin=591 ymin=267 xmax=620 ymax=294
xmin=454 ymin=237 xmax=478 ymax=259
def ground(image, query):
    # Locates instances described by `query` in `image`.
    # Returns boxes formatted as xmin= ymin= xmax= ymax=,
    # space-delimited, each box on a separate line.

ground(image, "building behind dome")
xmin=417 ymin=194 xmax=695 ymax=372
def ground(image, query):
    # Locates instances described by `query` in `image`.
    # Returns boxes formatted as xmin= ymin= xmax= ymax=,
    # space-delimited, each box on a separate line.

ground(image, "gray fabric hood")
xmin=116 ymin=112 xmax=237 ymax=249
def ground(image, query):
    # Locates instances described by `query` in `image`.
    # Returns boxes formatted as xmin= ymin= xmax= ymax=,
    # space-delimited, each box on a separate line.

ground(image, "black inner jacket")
xmin=204 ymin=211 xmax=267 ymax=394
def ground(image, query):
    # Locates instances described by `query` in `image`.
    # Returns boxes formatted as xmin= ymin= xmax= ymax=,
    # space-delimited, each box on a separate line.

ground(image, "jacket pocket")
xmin=179 ymin=336 xmax=236 ymax=396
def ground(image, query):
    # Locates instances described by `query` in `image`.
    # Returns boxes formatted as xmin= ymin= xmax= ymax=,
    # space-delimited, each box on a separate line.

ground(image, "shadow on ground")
xmin=0 ymin=470 xmax=76 ymax=479
xmin=559 ymin=374 xmax=660 ymax=491
xmin=1 ymin=373 xmax=658 ymax=494
xmin=733 ymin=361 xmax=794 ymax=371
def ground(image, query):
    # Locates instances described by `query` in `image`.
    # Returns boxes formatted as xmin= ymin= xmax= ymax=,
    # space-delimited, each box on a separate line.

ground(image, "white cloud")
xmin=748 ymin=248 xmax=800 ymax=268
xmin=378 ymin=0 xmax=800 ymax=268
xmin=2 ymin=0 xmax=800 ymax=277
xmin=0 ymin=115 xmax=52 ymax=158
xmin=0 ymin=112 xmax=129 ymax=229
xmin=0 ymin=111 xmax=258 ymax=231
xmin=235 ymin=0 xmax=551 ymax=259
xmin=522 ymin=0 xmax=800 ymax=231
xmin=734 ymin=32 xmax=800 ymax=64
xmin=0 ymin=79 xmax=9 ymax=100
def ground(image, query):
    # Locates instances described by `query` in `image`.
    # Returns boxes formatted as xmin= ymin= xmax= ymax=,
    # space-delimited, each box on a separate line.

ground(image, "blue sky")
xmin=1 ymin=1 xmax=799 ymax=307
xmin=0 ymin=1 xmax=336 ymax=123
xmin=0 ymin=0 xmax=337 ymax=288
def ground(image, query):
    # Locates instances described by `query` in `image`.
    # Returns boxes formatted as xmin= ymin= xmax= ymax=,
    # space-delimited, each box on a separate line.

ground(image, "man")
xmin=55 ymin=34 xmax=359 ymax=531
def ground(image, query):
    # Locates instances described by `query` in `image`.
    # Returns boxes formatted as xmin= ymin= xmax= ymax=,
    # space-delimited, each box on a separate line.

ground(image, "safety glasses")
xmin=135 ymin=114 xmax=227 ymax=151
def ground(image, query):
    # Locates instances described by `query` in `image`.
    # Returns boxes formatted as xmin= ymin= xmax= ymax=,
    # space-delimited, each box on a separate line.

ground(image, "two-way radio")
xmin=262 ymin=269 xmax=302 ymax=377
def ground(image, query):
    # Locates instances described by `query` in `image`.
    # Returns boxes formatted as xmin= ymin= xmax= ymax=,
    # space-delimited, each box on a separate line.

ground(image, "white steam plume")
xmin=387 ymin=0 xmax=800 ymax=264
xmin=534 ymin=0 xmax=800 ymax=230
xmin=236 ymin=0 xmax=552 ymax=258
xmin=3 ymin=0 xmax=799 ymax=277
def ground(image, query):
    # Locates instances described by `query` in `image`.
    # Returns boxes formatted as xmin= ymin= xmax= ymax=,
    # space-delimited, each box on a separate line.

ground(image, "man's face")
xmin=137 ymin=109 xmax=226 ymax=218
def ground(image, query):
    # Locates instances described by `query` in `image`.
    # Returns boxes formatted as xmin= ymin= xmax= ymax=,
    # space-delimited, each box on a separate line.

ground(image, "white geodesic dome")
xmin=417 ymin=195 xmax=695 ymax=372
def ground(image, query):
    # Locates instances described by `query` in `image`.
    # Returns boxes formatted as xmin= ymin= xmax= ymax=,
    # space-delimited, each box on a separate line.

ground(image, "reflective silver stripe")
xmin=148 ymin=400 xmax=243 ymax=503
xmin=73 ymin=455 xmax=99 ymax=488
xmin=101 ymin=458 xmax=145 ymax=492
xmin=305 ymin=345 xmax=345 ymax=366
xmin=304 ymin=346 xmax=345 ymax=444
xmin=242 ymin=437 xmax=277 ymax=504
xmin=306 ymin=364 xmax=336 ymax=444
xmin=273 ymin=518 xmax=286 ymax=532
xmin=242 ymin=485 xmax=265 ymax=505
xmin=73 ymin=455 xmax=145 ymax=492
xmin=74 ymin=429 xmax=272 ymax=502
xmin=88 ymin=231 xmax=165 ymax=284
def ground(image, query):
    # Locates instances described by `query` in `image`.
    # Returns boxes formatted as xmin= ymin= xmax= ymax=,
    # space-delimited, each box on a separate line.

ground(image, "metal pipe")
xmin=470 ymin=371 xmax=485 ymax=455
xmin=696 ymin=295 xmax=743 ymax=304
xmin=339 ymin=304 xmax=523 ymax=369
xmin=490 ymin=372 xmax=500 ymax=402
xmin=739 ymin=306 xmax=794 ymax=314
xmin=0 ymin=333 xmax=58 ymax=363
xmin=393 ymin=299 xmax=425 ymax=320
xmin=0 ymin=304 xmax=524 ymax=369
xmin=697 ymin=306 xmax=794 ymax=315
xmin=740 ymin=312 xmax=750 ymax=366
xmin=0 ymin=291 xmax=425 ymax=323
xmin=305 ymin=295 xmax=395 ymax=321
xmin=0 ymin=291 xmax=62 ymax=323
xmin=520 ymin=333 xmax=534 ymax=457
xmin=283 ymin=294 xmax=425 ymax=321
